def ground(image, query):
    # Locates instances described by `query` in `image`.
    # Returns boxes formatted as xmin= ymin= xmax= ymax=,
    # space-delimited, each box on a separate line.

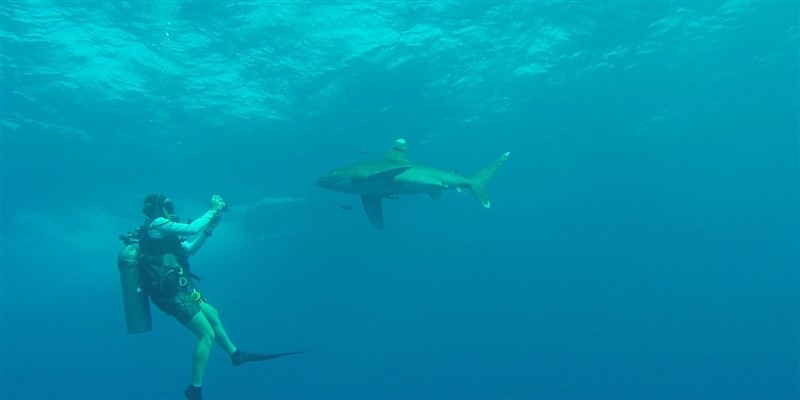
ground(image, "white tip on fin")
xmin=385 ymin=138 xmax=408 ymax=161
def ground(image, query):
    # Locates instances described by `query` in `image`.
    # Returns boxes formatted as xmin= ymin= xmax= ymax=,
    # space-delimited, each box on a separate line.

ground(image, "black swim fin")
xmin=231 ymin=348 xmax=313 ymax=366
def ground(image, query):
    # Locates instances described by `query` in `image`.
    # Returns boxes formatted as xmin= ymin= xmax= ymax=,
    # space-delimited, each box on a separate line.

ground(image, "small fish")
xmin=359 ymin=149 xmax=371 ymax=155
xmin=385 ymin=194 xmax=401 ymax=200
xmin=340 ymin=204 xmax=353 ymax=210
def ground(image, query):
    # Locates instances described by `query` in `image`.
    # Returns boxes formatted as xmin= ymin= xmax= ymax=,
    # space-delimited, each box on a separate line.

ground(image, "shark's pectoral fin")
xmin=367 ymin=166 xmax=411 ymax=181
xmin=360 ymin=195 xmax=384 ymax=229
xmin=429 ymin=191 xmax=442 ymax=201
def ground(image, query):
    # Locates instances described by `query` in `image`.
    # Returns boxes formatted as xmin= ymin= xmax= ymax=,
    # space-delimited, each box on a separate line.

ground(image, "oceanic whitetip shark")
xmin=317 ymin=138 xmax=511 ymax=229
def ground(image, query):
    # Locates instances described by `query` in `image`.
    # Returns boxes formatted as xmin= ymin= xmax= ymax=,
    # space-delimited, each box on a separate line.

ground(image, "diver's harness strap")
xmin=141 ymin=254 xmax=205 ymax=298
xmin=132 ymin=218 xmax=206 ymax=297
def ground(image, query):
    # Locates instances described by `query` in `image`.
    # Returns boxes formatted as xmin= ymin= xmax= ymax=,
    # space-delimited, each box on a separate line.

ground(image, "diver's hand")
xmin=209 ymin=194 xmax=228 ymax=215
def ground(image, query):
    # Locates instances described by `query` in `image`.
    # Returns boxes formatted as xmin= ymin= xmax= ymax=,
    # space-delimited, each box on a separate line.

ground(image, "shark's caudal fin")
xmin=468 ymin=152 xmax=511 ymax=208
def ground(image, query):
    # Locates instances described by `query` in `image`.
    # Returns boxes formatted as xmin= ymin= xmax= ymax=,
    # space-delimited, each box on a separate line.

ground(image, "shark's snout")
xmin=316 ymin=173 xmax=338 ymax=189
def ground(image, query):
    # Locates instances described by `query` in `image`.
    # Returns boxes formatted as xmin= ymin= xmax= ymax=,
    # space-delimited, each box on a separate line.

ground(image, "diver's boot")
xmin=184 ymin=385 xmax=202 ymax=400
xmin=231 ymin=348 xmax=310 ymax=366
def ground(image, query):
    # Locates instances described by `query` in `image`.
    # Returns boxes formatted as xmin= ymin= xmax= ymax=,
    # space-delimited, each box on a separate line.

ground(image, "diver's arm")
xmin=182 ymin=231 xmax=210 ymax=255
xmin=151 ymin=211 xmax=216 ymax=236
xmin=182 ymin=215 xmax=221 ymax=255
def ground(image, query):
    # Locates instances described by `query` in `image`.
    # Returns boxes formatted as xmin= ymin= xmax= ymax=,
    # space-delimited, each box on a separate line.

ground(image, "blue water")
xmin=1 ymin=2 xmax=798 ymax=399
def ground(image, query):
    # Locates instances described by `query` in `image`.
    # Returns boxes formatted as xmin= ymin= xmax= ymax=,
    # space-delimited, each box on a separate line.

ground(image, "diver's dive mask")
xmin=142 ymin=194 xmax=179 ymax=220
xmin=163 ymin=199 xmax=175 ymax=215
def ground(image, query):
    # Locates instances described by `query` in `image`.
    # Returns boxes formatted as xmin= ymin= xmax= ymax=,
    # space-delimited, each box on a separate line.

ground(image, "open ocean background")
xmin=1 ymin=2 xmax=798 ymax=399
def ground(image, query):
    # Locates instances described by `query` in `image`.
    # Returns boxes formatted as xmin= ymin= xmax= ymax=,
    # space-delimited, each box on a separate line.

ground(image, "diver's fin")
xmin=361 ymin=195 xmax=384 ymax=229
xmin=231 ymin=348 xmax=313 ymax=367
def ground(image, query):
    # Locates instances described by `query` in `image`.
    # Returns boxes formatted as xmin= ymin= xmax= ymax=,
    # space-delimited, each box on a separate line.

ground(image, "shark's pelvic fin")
xmin=360 ymin=195 xmax=384 ymax=229
xmin=385 ymin=138 xmax=409 ymax=162
xmin=429 ymin=191 xmax=442 ymax=201
xmin=468 ymin=152 xmax=511 ymax=208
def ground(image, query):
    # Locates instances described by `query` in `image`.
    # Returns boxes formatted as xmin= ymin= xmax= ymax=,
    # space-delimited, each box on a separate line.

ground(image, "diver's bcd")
xmin=117 ymin=244 xmax=152 ymax=334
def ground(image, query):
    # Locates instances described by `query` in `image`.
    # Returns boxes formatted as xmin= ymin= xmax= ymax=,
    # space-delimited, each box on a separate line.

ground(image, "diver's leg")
xmin=183 ymin=311 xmax=216 ymax=387
xmin=199 ymin=301 xmax=237 ymax=355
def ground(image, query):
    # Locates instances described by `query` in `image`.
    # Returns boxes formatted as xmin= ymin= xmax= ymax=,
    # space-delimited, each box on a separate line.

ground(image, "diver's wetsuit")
xmin=143 ymin=212 xmax=215 ymax=323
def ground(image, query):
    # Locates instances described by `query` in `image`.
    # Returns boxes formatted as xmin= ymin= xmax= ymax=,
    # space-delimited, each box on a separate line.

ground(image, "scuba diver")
xmin=132 ymin=193 xmax=306 ymax=400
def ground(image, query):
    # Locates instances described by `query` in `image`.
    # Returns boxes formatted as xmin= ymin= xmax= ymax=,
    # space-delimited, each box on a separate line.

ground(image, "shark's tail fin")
xmin=468 ymin=152 xmax=511 ymax=208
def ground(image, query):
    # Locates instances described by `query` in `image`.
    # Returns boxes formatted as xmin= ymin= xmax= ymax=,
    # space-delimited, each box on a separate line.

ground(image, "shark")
xmin=316 ymin=138 xmax=511 ymax=229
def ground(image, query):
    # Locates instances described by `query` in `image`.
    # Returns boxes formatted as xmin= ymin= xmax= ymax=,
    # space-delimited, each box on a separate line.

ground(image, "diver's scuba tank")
xmin=117 ymin=243 xmax=152 ymax=334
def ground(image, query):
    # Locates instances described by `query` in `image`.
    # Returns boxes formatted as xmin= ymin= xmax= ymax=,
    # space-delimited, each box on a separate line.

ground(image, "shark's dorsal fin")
xmin=360 ymin=195 xmax=384 ymax=229
xmin=385 ymin=138 xmax=408 ymax=162
xmin=367 ymin=166 xmax=411 ymax=181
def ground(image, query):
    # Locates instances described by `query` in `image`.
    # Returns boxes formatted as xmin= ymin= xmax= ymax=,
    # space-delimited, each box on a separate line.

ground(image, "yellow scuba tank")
xmin=117 ymin=244 xmax=152 ymax=334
